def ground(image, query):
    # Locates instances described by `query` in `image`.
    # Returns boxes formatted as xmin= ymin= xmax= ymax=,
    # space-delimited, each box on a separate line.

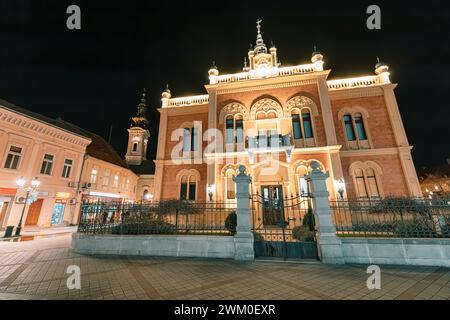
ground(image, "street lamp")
xmin=15 ymin=176 xmax=40 ymax=236
xmin=144 ymin=192 xmax=153 ymax=202
xmin=335 ymin=178 xmax=345 ymax=200
xmin=207 ymin=184 xmax=214 ymax=202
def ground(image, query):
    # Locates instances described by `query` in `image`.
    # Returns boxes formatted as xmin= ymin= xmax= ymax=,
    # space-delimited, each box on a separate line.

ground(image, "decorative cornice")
xmin=215 ymin=79 xmax=319 ymax=95
xmin=340 ymin=146 xmax=412 ymax=157
xmin=0 ymin=108 xmax=91 ymax=148
xmin=328 ymin=85 xmax=385 ymax=100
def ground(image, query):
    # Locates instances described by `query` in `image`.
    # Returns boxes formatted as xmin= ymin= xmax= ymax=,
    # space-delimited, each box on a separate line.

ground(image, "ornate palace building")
xmin=153 ymin=21 xmax=422 ymax=203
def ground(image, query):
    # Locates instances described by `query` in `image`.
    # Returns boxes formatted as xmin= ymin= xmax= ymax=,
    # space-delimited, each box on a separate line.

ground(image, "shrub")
xmin=368 ymin=197 xmax=431 ymax=215
xmin=394 ymin=221 xmax=436 ymax=238
xmin=224 ymin=211 xmax=237 ymax=234
xmin=292 ymin=226 xmax=315 ymax=242
xmin=112 ymin=217 xmax=176 ymax=235
xmin=302 ymin=207 xmax=315 ymax=231
xmin=253 ymin=231 xmax=264 ymax=241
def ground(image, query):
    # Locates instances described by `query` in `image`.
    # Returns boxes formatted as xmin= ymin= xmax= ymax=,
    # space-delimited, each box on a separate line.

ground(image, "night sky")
xmin=0 ymin=0 xmax=449 ymax=167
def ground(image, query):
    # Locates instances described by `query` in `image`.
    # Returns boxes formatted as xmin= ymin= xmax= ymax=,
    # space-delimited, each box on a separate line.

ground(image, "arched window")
xmin=235 ymin=115 xmax=244 ymax=144
xmin=354 ymin=113 xmax=367 ymax=140
xmin=291 ymin=108 xmax=315 ymax=147
xmin=296 ymin=166 xmax=309 ymax=195
xmin=132 ymin=143 xmax=138 ymax=152
xmin=225 ymin=114 xmax=245 ymax=151
xmin=179 ymin=175 xmax=197 ymax=201
xmin=302 ymin=109 xmax=313 ymax=138
xmin=225 ymin=116 xmax=234 ymax=144
xmin=291 ymin=111 xmax=302 ymax=139
xmin=343 ymin=114 xmax=356 ymax=141
xmin=340 ymin=109 xmax=371 ymax=149
xmin=226 ymin=170 xmax=236 ymax=199
xmin=350 ymin=162 xmax=382 ymax=198
xmin=182 ymin=127 xmax=199 ymax=152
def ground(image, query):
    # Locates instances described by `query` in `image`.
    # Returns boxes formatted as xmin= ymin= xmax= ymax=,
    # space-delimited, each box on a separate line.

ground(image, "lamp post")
xmin=335 ymin=178 xmax=345 ymax=200
xmin=15 ymin=177 xmax=40 ymax=236
xmin=207 ymin=184 xmax=214 ymax=202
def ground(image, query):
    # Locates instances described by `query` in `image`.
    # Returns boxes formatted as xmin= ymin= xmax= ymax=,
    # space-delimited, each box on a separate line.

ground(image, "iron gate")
xmin=251 ymin=187 xmax=318 ymax=259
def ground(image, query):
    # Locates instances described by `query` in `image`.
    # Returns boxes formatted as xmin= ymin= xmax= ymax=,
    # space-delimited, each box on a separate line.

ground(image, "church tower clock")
xmin=125 ymin=88 xmax=150 ymax=166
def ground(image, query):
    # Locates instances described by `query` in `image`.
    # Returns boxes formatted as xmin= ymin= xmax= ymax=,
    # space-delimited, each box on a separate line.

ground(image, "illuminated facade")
xmin=153 ymin=21 xmax=422 ymax=203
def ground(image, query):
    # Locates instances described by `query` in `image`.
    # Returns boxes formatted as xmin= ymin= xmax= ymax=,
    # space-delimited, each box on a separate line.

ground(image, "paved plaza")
xmin=0 ymin=234 xmax=449 ymax=300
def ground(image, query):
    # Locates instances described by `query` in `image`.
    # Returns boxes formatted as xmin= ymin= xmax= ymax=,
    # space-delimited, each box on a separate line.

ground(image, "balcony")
xmin=246 ymin=134 xmax=293 ymax=150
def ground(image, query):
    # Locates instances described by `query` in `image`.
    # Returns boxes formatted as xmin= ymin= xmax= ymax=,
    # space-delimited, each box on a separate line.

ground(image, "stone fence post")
xmin=233 ymin=165 xmax=254 ymax=261
xmin=306 ymin=161 xmax=345 ymax=264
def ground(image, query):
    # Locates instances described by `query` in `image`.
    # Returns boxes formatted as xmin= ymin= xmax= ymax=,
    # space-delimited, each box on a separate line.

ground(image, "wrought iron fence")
xmin=77 ymin=200 xmax=236 ymax=236
xmin=330 ymin=197 xmax=450 ymax=238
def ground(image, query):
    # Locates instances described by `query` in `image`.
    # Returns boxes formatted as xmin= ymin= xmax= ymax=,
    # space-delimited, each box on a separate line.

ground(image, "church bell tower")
xmin=125 ymin=88 xmax=150 ymax=166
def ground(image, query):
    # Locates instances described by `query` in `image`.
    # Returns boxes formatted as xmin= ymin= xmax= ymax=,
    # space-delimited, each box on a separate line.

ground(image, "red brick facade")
xmin=153 ymin=33 xmax=422 ymax=202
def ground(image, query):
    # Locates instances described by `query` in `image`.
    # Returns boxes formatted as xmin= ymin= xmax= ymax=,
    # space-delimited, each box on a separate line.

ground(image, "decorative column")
xmin=317 ymin=76 xmax=338 ymax=146
xmin=306 ymin=161 xmax=345 ymax=264
xmin=233 ymin=165 xmax=254 ymax=261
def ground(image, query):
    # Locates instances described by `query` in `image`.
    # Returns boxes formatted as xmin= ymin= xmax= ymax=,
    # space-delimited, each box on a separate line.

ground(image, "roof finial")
xmin=314 ymin=45 xmax=317 ymax=52
xmin=256 ymin=19 xmax=262 ymax=34
xmin=244 ymin=57 xmax=247 ymax=68
xmin=377 ymin=56 xmax=380 ymax=63
xmin=140 ymin=88 xmax=146 ymax=104
xmin=254 ymin=19 xmax=267 ymax=54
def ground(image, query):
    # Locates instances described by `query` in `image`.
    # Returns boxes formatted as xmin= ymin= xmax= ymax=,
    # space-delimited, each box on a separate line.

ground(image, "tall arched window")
xmin=343 ymin=114 xmax=356 ymax=141
xmin=226 ymin=170 xmax=236 ymax=199
xmin=302 ymin=109 xmax=313 ymax=138
xmin=291 ymin=111 xmax=302 ymax=140
xmin=225 ymin=114 xmax=245 ymax=151
xmin=179 ymin=175 xmax=197 ymax=201
xmin=341 ymin=109 xmax=370 ymax=149
xmin=354 ymin=113 xmax=367 ymax=140
xmin=350 ymin=162 xmax=382 ymax=198
xmin=291 ymin=108 xmax=315 ymax=147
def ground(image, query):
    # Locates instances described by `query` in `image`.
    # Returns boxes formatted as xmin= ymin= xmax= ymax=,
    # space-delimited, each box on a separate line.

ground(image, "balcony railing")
xmin=246 ymin=134 xmax=293 ymax=150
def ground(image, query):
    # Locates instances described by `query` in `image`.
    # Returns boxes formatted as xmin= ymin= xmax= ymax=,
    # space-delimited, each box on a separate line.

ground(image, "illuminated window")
xmin=90 ymin=166 xmax=99 ymax=184
xmin=113 ymin=175 xmax=119 ymax=188
xmin=226 ymin=170 xmax=236 ymax=199
xmin=102 ymin=169 xmax=110 ymax=186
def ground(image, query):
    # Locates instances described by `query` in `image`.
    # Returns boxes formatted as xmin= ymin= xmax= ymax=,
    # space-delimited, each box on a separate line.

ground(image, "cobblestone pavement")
xmin=0 ymin=235 xmax=449 ymax=300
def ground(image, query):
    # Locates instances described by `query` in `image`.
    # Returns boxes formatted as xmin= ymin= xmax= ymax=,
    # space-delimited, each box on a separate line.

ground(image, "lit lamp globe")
xmin=335 ymin=179 xmax=346 ymax=199
xmin=16 ymin=177 xmax=26 ymax=188
xmin=31 ymin=177 xmax=41 ymax=188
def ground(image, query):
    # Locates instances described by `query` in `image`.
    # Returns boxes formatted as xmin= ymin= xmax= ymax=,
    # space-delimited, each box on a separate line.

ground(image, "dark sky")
xmin=0 ymin=0 xmax=449 ymax=167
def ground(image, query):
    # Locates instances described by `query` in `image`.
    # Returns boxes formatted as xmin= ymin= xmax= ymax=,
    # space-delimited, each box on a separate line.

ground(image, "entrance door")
xmin=25 ymin=199 xmax=43 ymax=226
xmin=261 ymin=185 xmax=283 ymax=226
xmin=252 ymin=191 xmax=318 ymax=260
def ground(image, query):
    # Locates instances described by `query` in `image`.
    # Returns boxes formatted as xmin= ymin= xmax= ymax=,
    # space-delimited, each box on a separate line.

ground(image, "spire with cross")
xmin=254 ymin=19 xmax=267 ymax=54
